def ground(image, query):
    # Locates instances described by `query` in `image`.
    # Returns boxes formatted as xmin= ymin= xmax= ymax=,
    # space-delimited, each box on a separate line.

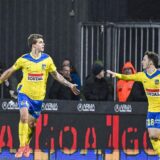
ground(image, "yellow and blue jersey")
xmin=116 ymin=70 xmax=160 ymax=112
xmin=13 ymin=53 xmax=56 ymax=100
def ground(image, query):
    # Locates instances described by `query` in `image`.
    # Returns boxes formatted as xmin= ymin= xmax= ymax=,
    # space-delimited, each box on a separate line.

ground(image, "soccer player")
xmin=107 ymin=51 xmax=160 ymax=158
xmin=0 ymin=34 xmax=79 ymax=158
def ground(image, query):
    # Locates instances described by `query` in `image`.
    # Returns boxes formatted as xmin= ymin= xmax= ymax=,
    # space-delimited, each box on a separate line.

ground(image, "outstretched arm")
xmin=50 ymin=71 xmax=80 ymax=95
xmin=0 ymin=67 xmax=16 ymax=84
xmin=107 ymin=70 xmax=142 ymax=81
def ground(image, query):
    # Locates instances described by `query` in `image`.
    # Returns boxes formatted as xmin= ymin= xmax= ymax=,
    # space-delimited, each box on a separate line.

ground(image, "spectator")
xmin=49 ymin=65 xmax=79 ymax=100
xmin=94 ymin=60 xmax=114 ymax=100
xmin=117 ymin=61 xmax=147 ymax=102
xmin=62 ymin=58 xmax=81 ymax=91
xmin=83 ymin=63 xmax=109 ymax=101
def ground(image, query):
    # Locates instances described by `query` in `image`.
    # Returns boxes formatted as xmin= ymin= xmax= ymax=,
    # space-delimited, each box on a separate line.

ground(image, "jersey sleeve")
xmin=48 ymin=57 xmax=57 ymax=73
xmin=12 ymin=57 xmax=23 ymax=70
xmin=116 ymin=72 xmax=143 ymax=82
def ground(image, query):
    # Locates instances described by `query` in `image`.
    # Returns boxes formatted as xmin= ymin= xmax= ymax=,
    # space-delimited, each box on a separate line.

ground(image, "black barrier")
xmin=0 ymin=100 xmax=159 ymax=160
xmin=0 ymin=99 xmax=148 ymax=114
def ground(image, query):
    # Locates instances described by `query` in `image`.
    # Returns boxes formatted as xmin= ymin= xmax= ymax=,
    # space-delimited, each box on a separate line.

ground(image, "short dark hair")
xmin=27 ymin=34 xmax=43 ymax=49
xmin=62 ymin=65 xmax=70 ymax=71
xmin=145 ymin=51 xmax=159 ymax=68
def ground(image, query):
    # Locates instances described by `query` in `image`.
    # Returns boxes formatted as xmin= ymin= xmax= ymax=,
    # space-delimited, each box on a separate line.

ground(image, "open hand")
xmin=70 ymin=84 xmax=80 ymax=95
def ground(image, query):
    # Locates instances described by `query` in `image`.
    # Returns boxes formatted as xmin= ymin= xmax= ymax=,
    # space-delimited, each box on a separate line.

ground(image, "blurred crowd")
xmin=0 ymin=59 xmax=147 ymax=102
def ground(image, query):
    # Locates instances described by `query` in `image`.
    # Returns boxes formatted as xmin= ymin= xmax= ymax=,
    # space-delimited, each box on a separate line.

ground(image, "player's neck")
xmin=146 ymin=65 xmax=156 ymax=74
xmin=30 ymin=50 xmax=41 ymax=59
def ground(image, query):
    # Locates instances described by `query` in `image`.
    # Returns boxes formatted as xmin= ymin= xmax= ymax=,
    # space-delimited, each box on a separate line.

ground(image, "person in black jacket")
xmin=127 ymin=81 xmax=147 ymax=101
xmin=49 ymin=65 xmax=79 ymax=100
xmin=83 ymin=63 xmax=109 ymax=101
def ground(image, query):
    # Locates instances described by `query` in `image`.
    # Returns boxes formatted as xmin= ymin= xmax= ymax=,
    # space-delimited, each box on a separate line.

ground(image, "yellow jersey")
xmin=13 ymin=53 xmax=56 ymax=100
xmin=116 ymin=70 xmax=160 ymax=112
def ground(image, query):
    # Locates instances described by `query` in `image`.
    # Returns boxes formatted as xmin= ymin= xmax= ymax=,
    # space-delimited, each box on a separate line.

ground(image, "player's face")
xmin=141 ymin=55 xmax=150 ymax=69
xmin=33 ymin=38 xmax=45 ymax=52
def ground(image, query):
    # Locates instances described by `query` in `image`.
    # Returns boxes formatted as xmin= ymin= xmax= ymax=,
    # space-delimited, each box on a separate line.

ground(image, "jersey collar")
xmin=22 ymin=53 xmax=49 ymax=63
xmin=30 ymin=52 xmax=42 ymax=60
xmin=144 ymin=69 xmax=160 ymax=79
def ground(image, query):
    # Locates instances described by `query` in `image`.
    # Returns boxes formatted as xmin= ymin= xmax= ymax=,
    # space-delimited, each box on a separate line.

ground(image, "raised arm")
xmin=0 ymin=67 xmax=16 ymax=84
xmin=50 ymin=70 xmax=80 ymax=95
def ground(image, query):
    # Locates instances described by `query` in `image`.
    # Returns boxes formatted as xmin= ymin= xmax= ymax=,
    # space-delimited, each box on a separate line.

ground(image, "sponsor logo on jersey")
xmin=42 ymin=64 xmax=46 ymax=70
xmin=155 ymin=79 xmax=160 ymax=85
xmin=28 ymin=73 xmax=43 ymax=81
xmin=146 ymin=88 xmax=160 ymax=96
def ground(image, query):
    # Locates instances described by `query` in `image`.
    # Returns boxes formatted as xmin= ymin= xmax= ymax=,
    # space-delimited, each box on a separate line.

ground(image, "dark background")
xmin=0 ymin=0 xmax=160 ymax=69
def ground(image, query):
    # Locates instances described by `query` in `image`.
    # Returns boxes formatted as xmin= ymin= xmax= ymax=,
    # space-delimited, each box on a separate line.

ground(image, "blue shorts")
xmin=146 ymin=112 xmax=160 ymax=128
xmin=18 ymin=93 xmax=43 ymax=119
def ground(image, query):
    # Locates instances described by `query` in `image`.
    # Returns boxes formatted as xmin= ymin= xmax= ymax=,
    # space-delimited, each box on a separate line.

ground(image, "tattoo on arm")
xmin=51 ymin=71 xmax=72 ymax=88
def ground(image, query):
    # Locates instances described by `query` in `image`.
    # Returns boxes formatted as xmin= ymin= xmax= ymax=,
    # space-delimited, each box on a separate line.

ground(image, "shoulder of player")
xmin=153 ymin=69 xmax=160 ymax=77
xmin=129 ymin=72 xmax=144 ymax=76
xmin=21 ymin=53 xmax=29 ymax=58
xmin=41 ymin=53 xmax=54 ymax=60
xmin=137 ymin=71 xmax=145 ymax=75
xmin=41 ymin=52 xmax=50 ymax=57
xmin=17 ymin=53 xmax=30 ymax=61
xmin=133 ymin=72 xmax=146 ymax=79
xmin=14 ymin=53 xmax=28 ymax=62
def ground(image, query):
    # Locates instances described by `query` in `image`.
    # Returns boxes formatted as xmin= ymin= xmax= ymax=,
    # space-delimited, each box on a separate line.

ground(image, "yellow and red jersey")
xmin=13 ymin=53 xmax=56 ymax=100
xmin=116 ymin=69 xmax=160 ymax=112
